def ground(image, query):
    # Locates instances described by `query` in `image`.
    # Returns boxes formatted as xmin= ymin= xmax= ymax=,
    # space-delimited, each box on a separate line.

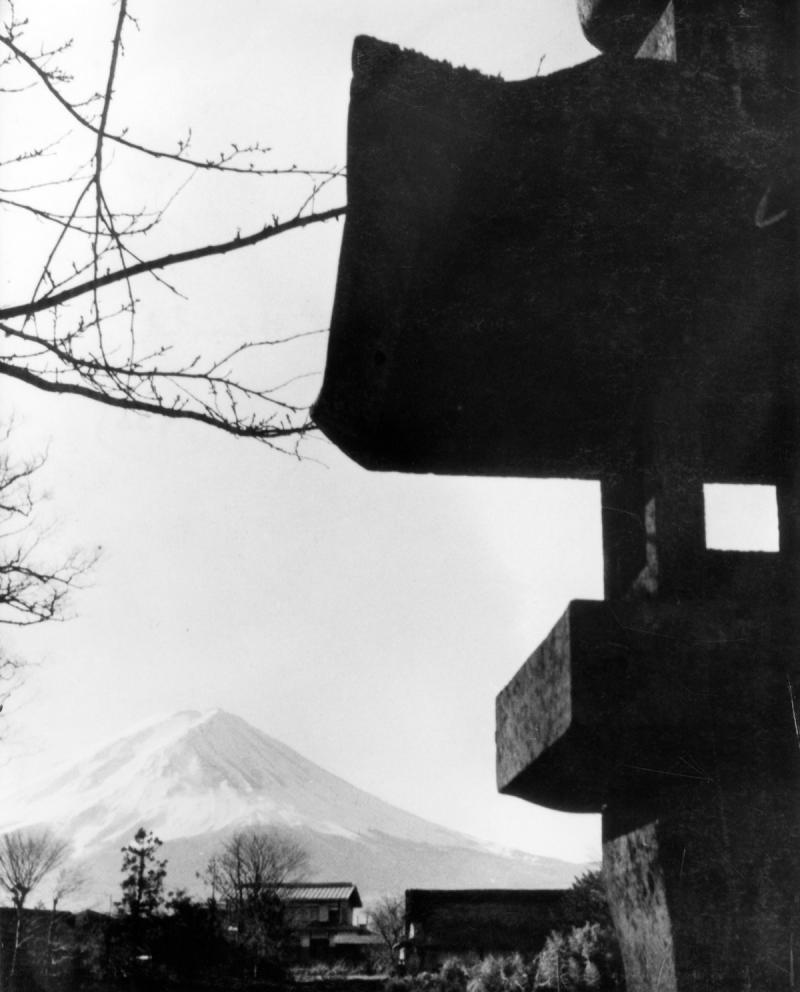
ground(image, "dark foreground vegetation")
xmin=395 ymin=870 xmax=623 ymax=992
xmin=0 ymin=867 xmax=622 ymax=992
xmin=0 ymin=826 xmax=314 ymax=991
xmin=0 ymin=899 xmax=289 ymax=992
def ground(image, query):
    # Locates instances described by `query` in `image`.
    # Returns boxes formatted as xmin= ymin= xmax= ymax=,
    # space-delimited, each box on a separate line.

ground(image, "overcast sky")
xmin=0 ymin=1 xmax=778 ymax=867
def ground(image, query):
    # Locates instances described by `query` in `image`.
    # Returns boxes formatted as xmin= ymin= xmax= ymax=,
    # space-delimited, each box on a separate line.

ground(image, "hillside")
xmin=0 ymin=709 xmax=586 ymax=908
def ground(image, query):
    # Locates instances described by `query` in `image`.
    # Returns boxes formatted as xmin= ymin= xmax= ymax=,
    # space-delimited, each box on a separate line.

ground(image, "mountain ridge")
xmin=0 ymin=709 xmax=586 ymax=908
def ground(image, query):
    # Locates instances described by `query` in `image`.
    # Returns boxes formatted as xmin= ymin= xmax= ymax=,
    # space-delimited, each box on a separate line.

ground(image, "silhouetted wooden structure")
xmin=403 ymin=889 xmax=566 ymax=971
xmin=314 ymin=2 xmax=798 ymax=988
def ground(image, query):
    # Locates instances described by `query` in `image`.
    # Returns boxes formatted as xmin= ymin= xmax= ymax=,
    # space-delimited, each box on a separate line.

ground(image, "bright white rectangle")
xmin=703 ymin=484 xmax=779 ymax=551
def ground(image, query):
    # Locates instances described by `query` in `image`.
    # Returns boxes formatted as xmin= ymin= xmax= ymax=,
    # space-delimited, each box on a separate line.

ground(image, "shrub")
xmin=467 ymin=954 xmax=532 ymax=992
xmin=533 ymin=922 xmax=623 ymax=990
xmin=440 ymin=956 xmax=469 ymax=992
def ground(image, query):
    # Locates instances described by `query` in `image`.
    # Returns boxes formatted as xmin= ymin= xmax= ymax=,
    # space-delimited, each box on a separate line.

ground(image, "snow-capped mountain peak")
xmin=0 ymin=710 xmax=585 ymax=907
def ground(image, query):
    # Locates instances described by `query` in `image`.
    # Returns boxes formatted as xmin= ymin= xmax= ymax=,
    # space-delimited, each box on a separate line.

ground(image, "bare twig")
xmin=0 ymin=31 xmax=342 ymax=179
xmin=0 ymin=205 xmax=347 ymax=319
xmin=0 ymin=361 xmax=315 ymax=442
xmin=0 ymin=1 xmax=342 ymax=450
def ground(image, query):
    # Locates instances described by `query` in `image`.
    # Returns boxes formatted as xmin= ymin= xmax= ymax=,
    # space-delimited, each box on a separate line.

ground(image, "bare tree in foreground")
xmin=0 ymin=829 xmax=68 ymax=983
xmin=366 ymin=894 xmax=406 ymax=972
xmin=46 ymin=864 xmax=87 ymax=978
xmin=49 ymin=863 xmax=87 ymax=915
xmin=207 ymin=828 xmax=309 ymax=975
xmin=0 ymin=0 xmax=346 ymax=452
xmin=209 ymin=828 xmax=309 ymax=911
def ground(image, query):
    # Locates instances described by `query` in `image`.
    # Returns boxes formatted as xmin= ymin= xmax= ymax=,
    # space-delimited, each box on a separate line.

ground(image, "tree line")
xmin=0 ymin=824 xmax=623 ymax=992
xmin=0 ymin=823 xmax=310 ymax=991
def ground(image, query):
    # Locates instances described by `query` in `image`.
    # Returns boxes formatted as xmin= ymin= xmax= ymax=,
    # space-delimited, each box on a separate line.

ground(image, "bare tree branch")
xmin=366 ymin=894 xmax=406 ymax=969
xmin=0 ymin=829 xmax=69 ymax=981
xmin=0 ymin=422 xmax=97 ymax=627
xmin=0 ymin=27 xmax=343 ymax=179
xmin=0 ymin=2 xmax=346 ymax=449
xmin=0 ymin=206 xmax=346 ymax=321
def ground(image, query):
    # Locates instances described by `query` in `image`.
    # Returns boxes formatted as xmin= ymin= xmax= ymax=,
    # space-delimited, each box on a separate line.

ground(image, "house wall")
xmin=287 ymin=898 xmax=380 ymax=964
xmin=405 ymin=889 xmax=567 ymax=970
xmin=288 ymin=898 xmax=354 ymax=927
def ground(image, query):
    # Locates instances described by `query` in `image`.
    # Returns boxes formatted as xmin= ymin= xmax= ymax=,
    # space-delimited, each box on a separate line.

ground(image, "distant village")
xmin=0 ymin=824 xmax=622 ymax=991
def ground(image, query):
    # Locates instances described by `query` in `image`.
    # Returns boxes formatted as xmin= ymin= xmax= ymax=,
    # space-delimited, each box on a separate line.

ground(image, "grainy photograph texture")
xmin=0 ymin=1 xmax=797 ymax=991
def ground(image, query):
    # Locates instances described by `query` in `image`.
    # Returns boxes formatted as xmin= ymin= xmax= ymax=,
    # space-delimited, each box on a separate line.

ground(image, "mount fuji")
xmin=0 ymin=709 xmax=585 ymax=909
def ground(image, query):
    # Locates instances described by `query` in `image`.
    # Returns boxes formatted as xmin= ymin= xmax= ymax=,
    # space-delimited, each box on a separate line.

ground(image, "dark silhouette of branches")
xmin=46 ymin=864 xmax=88 ymax=979
xmin=0 ymin=420 xmax=96 ymax=730
xmin=209 ymin=828 xmax=309 ymax=912
xmin=207 ymin=828 xmax=309 ymax=976
xmin=0 ymin=206 xmax=347 ymax=322
xmin=0 ymin=829 xmax=69 ymax=983
xmin=0 ymin=0 xmax=347 ymax=451
xmin=366 ymin=894 xmax=406 ymax=969
xmin=0 ymin=422 xmax=96 ymax=628
xmin=50 ymin=863 xmax=87 ymax=913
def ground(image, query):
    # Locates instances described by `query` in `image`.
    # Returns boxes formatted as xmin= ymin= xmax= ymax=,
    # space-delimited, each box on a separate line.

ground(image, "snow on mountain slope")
xmin=3 ymin=709 xmax=484 ymax=850
xmin=0 ymin=709 xmax=586 ymax=906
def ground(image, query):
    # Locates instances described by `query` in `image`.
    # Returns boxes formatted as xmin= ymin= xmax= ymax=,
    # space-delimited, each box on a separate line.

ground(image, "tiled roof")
xmin=280 ymin=883 xmax=360 ymax=904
